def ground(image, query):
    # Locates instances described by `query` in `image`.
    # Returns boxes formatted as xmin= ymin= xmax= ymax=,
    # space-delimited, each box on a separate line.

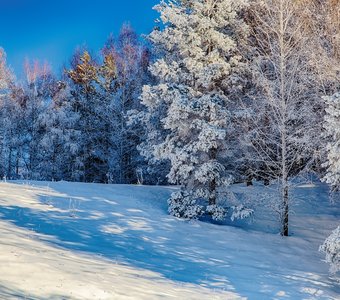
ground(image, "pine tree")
xmin=67 ymin=50 xmax=112 ymax=182
xmin=141 ymin=0 xmax=249 ymax=220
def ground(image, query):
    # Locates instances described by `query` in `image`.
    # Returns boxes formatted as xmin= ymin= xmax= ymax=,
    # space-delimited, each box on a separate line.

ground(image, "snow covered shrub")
xmin=206 ymin=205 xmax=227 ymax=221
xmin=168 ymin=190 xmax=204 ymax=219
xmin=319 ymin=226 xmax=340 ymax=274
xmin=230 ymin=205 xmax=254 ymax=221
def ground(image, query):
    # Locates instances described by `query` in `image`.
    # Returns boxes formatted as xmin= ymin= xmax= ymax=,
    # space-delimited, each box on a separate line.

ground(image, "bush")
xmin=168 ymin=190 xmax=204 ymax=219
xmin=319 ymin=226 xmax=340 ymax=274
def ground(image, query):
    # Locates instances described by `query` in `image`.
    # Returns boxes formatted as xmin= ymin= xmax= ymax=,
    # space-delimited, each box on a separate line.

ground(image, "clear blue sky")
xmin=0 ymin=0 xmax=159 ymax=77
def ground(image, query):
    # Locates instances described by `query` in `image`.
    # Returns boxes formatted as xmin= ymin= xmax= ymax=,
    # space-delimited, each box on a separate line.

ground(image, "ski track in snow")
xmin=0 ymin=180 xmax=339 ymax=299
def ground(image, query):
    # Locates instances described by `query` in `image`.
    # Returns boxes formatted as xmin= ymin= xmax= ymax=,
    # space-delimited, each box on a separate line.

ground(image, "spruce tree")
xmin=141 ymin=0 xmax=248 ymax=220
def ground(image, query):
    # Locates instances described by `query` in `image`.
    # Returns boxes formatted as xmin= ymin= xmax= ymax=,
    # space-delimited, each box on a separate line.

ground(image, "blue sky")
xmin=0 ymin=0 xmax=159 ymax=77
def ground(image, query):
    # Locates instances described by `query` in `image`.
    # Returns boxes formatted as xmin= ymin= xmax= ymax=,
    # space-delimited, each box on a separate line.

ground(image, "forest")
xmin=0 ymin=0 xmax=339 ymax=280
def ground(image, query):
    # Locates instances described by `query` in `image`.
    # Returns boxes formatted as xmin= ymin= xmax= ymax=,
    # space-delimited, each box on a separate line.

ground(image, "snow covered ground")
xmin=0 ymin=180 xmax=339 ymax=299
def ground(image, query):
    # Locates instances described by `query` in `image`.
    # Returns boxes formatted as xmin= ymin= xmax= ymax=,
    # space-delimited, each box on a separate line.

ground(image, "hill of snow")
xmin=0 ymin=180 xmax=339 ymax=299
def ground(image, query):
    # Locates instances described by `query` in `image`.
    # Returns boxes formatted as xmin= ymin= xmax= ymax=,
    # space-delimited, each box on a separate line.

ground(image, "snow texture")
xmin=0 ymin=180 xmax=338 ymax=299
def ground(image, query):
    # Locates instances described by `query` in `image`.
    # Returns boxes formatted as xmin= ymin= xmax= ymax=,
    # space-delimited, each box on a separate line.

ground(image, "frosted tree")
xmin=67 ymin=28 xmax=151 ymax=184
xmin=0 ymin=48 xmax=18 ymax=179
xmin=319 ymin=226 xmax=340 ymax=274
xmin=68 ymin=50 xmax=113 ymax=182
xmin=1 ymin=59 xmax=53 ymax=180
xmin=0 ymin=48 xmax=14 ymax=91
xmin=102 ymin=25 xmax=152 ymax=184
xmin=141 ymin=0 xmax=249 ymax=220
xmin=0 ymin=93 xmax=22 ymax=179
xmin=244 ymin=0 xmax=329 ymax=235
xmin=39 ymin=80 xmax=81 ymax=181
xmin=323 ymin=93 xmax=340 ymax=191
xmin=303 ymin=0 xmax=340 ymax=97
xmin=19 ymin=60 xmax=55 ymax=179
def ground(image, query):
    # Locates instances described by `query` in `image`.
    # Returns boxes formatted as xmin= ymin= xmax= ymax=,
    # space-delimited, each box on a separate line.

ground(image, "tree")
xmin=0 ymin=48 xmax=18 ymax=179
xmin=102 ymin=24 xmax=152 ymax=184
xmin=67 ymin=50 xmax=112 ymax=182
xmin=319 ymin=225 xmax=340 ymax=274
xmin=19 ymin=60 xmax=55 ymax=180
xmin=39 ymin=80 xmax=81 ymax=181
xmin=244 ymin=0 xmax=330 ymax=235
xmin=302 ymin=0 xmax=340 ymax=96
xmin=0 ymin=48 xmax=13 ymax=91
xmin=140 ymin=0 xmax=249 ymax=220
xmin=323 ymin=93 xmax=340 ymax=191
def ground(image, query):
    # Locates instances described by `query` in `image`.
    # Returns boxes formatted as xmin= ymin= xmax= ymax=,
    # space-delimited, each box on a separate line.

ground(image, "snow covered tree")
xmin=320 ymin=226 xmax=340 ymax=274
xmin=302 ymin=0 xmax=340 ymax=96
xmin=323 ymin=93 xmax=340 ymax=191
xmin=38 ymin=80 xmax=81 ymax=181
xmin=244 ymin=0 xmax=328 ymax=236
xmin=0 ymin=93 xmax=22 ymax=179
xmin=140 ymin=0 xmax=249 ymax=219
xmin=0 ymin=48 xmax=19 ymax=179
xmin=102 ymin=24 xmax=152 ymax=184
xmin=67 ymin=50 xmax=113 ymax=182
xmin=0 ymin=48 xmax=13 ymax=91
xmin=19 ymin=60 xmax=55 ymax=180
xmin=66 ymin=26 xmax=152 ymax=184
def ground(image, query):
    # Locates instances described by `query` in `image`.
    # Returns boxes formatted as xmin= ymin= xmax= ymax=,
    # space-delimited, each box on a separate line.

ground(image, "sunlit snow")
xmin=0 ymin=181 xmax=338 ymax=299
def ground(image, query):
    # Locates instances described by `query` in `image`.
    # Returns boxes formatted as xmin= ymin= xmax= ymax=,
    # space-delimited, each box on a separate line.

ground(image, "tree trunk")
xmin=279 ymin=0 xmax=289 ymax=237
xmin=15 ymin=151 xmax=19 ymax=178
xmin=7 ymin=146 xmax=12 ymax=179
xmin=208 ymin=147 xmax=217 ymax=205
xmin=282 ymin=182 xmax=289 ymax=236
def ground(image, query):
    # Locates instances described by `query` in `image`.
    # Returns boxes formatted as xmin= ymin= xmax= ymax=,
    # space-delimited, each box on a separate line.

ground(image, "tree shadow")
xmin=0 ymin=182 xmax=236 ymax=290
xmin=0 ymin=283 xmax=70 ymax=300
xmin=1 ymin=181 xmax=338 ymax=299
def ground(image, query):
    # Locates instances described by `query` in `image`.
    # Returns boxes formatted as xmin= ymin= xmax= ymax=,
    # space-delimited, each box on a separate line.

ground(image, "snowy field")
xmin=0 ymin=180 xmax=339 ymax=299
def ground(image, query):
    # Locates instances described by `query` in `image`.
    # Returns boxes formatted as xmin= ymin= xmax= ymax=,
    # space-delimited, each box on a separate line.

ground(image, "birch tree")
xmin=245 ymin=0 xmax=328 ymax=235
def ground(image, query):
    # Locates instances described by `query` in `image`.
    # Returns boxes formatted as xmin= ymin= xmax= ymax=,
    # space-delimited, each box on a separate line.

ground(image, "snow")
xmin=0 ymin=180 xmax=339 ymax=299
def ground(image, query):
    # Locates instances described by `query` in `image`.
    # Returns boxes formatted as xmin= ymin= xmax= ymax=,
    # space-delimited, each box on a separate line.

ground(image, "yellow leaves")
xmin=99 ymin=54 xmax=117 ymax=91
xmin=67 ymin=51 xmax=99 ymax=91
xmin=67 ymin=51 xmax=118 ymax=93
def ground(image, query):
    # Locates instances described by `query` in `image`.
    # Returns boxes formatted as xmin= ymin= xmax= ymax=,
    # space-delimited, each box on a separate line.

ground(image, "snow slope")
xmin=0 ymin=180 xmax=339 ymax=299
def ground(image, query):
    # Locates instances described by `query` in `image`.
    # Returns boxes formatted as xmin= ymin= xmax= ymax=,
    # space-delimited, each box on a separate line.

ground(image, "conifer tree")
xmin=68 ymin=51 xmax=112 ymax=182
xmin=141 ymin=0 xmax=249 ymax=220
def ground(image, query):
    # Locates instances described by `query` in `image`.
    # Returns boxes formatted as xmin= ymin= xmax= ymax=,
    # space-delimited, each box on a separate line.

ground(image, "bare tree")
xmin=245 ymin=0 xmax=329 ymax=236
